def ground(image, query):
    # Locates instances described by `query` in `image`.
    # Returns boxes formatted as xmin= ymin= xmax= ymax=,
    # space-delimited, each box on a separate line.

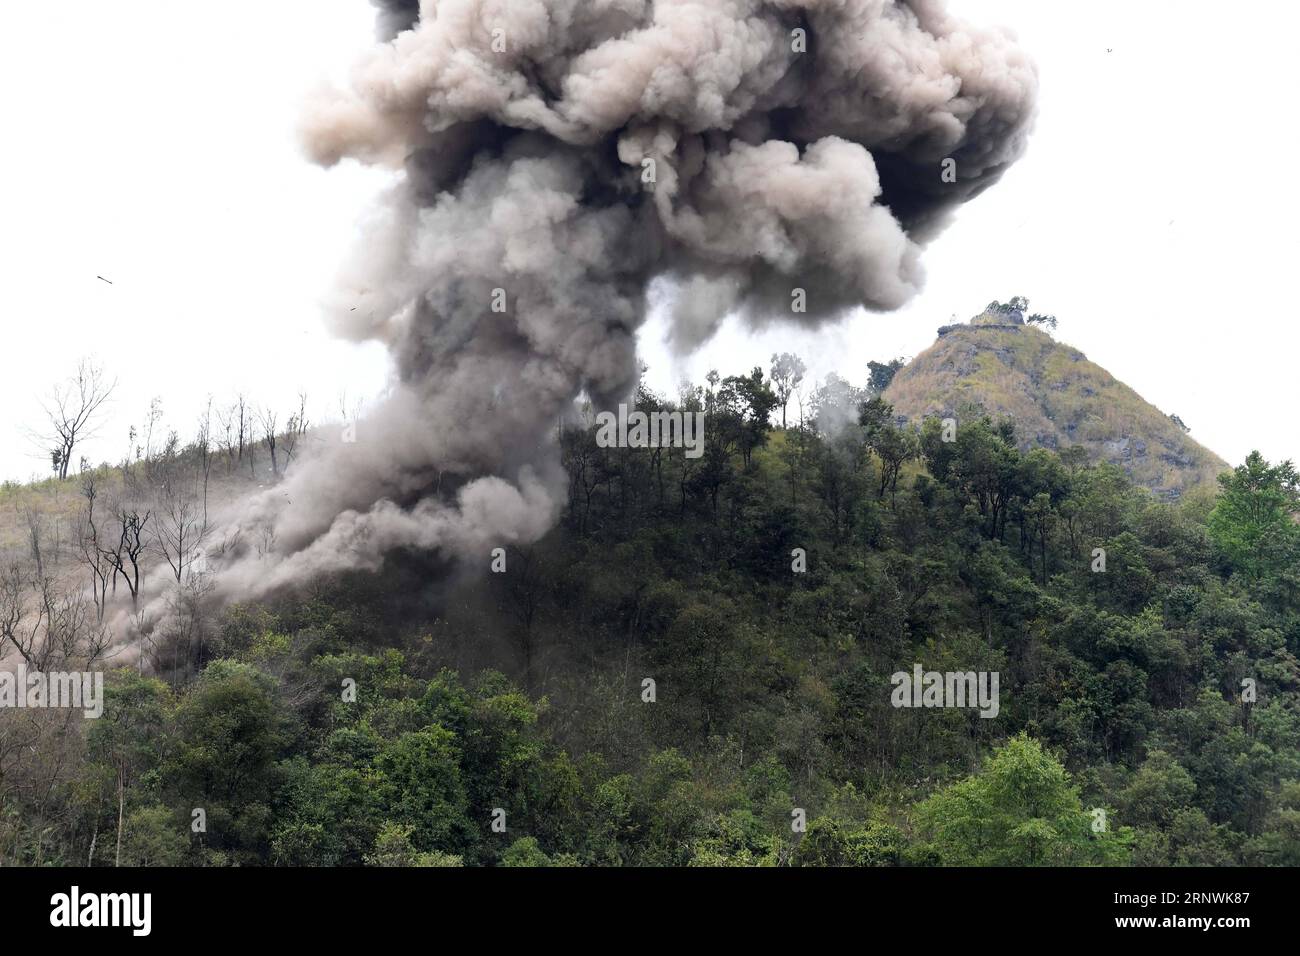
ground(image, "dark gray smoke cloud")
xmin=369 ymin=0 xmax=420 ymax=40
xmin=190 ymin=0 xmax=1037 ymax=604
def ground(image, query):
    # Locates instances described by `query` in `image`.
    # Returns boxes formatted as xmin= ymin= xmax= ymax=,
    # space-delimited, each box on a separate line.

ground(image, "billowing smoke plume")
xmin=191 ymin=0 xmax=1036 ymax=605
xmin=370 ymin=0 xmax=421 ymax=41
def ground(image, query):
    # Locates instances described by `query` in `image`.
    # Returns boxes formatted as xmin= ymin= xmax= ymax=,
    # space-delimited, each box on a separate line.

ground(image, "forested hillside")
xmin=2 ymin=363 xmax=1298 ymax=867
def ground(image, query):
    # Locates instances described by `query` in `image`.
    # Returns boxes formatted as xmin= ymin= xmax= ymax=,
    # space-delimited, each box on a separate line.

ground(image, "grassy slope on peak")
xmin=884 ymin=320 xmax=1226 ymax=498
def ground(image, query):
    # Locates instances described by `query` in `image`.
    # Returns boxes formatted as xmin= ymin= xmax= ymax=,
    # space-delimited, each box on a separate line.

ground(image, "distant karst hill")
xmin=884 ymin=307 xmax=1227 ymax=499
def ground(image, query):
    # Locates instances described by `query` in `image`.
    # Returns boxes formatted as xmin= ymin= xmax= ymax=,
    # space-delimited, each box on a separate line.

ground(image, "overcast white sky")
xmin=2 ymin=1 xmax=1297 ymax=483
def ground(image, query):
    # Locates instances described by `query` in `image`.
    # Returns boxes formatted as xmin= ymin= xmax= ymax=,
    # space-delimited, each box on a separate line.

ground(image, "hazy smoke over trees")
xmin=195 ymin=0 xmax=1038 ymax=604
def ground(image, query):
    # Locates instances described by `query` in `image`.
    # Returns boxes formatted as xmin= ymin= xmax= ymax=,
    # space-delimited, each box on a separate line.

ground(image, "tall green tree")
xmin=1208 ymin=451 xmax=1299 ymax=579
xmin=911 ymin=734 xmax=1130 ymax=865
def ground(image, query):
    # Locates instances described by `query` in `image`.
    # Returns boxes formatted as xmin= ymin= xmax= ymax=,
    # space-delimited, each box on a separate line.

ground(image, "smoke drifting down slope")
xmin=201 ymin=0 xmax=1037 ymax=603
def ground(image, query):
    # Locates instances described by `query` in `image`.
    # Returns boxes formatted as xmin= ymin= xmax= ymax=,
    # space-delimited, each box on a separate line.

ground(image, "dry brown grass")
xmin=884 ymin=323 xmax=1227 ymax=497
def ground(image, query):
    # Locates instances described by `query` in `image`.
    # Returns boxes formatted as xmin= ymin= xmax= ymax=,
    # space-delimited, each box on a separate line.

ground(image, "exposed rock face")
xmin=885 ymin=319 xmax=1227 ymax=498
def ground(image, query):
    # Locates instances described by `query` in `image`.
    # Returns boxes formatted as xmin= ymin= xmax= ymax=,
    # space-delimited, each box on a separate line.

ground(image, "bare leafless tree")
xmin=142 ymin=397 xmax=163 ymax=467
xmin=216 ymin=400 xmax=238 ymax=473
xmin=35 ymin=360 xmax=116 ymax=480
xmin=155 ymin=482 xmax=204 ymax=584
xmin=237 ymin=394 xmax=249 ymax=464
xmin=282 ymin=391 xmax=310 ymax=470
xmin=0 ymin=563 xmax=37 ymax=665
xmin=241 ymin=395 xmax=257 ymax=477
xmin=195 ymin=398 xmax=216 ymax=524
xmin=0 ymin=563 xmax=109 ymax=671
xmin=101 ymin=507 xmax=151 ymax=610
xmin=255 ymin=522 xmax=277 ymax=559
xmin=24 ymin=508 xmax=46 ymax=576
xmin=258 ymin=406 xmax=280 ymax=477
xmin=77 ymin=474 xmax=112 ymax=623
xmin=38 ymin=573 xmax=111 ymax=667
